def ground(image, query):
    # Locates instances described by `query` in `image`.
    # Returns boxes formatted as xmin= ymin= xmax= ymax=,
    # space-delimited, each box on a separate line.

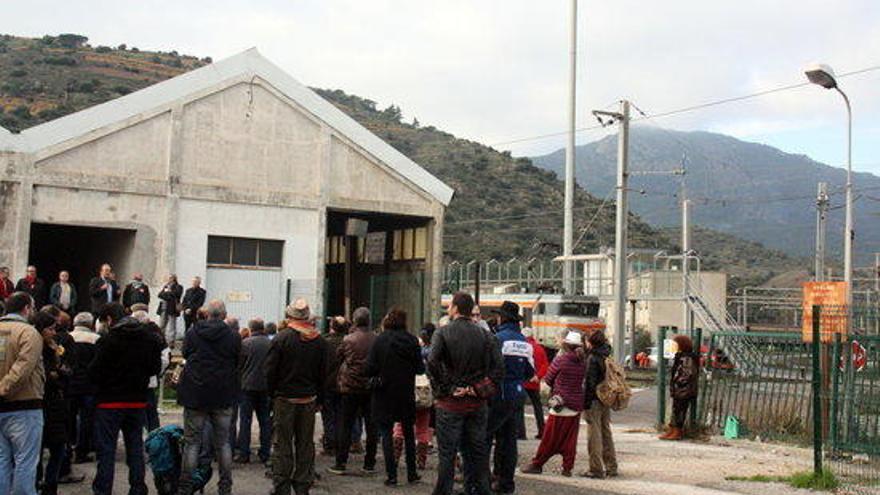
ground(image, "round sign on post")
xmin=852 ymin=340 xmax=867 ymax=372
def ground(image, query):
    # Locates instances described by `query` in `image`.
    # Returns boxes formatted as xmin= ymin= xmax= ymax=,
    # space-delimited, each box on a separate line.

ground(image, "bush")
xmin=95 ymin=45 xmax=112 ymax=53
xmin=112 ymin=85 xmax=132 ymax=95
xmin=56 ymin=33 xmax=88 ymax=48
xmin=9 ymin=69 xmax=27 ymax=78
xmin=11 ymin=105 xmax=31 ymax=119
xmin=117 ymin=43 xmax=127 ymax=51
xmin=43 ymin=56 xmax=77 ymax=66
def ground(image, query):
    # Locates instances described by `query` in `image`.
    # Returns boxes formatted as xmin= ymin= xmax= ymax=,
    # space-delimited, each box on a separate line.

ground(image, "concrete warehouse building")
xmin=0 ymin=49 xmax=453 ymax=324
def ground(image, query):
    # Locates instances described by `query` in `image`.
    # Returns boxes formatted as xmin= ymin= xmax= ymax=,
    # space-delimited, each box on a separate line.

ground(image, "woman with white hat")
xmin=520 ymin=331 xmax=586 ymax=477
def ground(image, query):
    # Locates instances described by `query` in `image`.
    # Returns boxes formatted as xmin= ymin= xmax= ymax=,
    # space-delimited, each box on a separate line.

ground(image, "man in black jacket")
xmin=181 ymin=276 xmax=207 ymax=331
xmin=427 ymin=292 xmax=503 ymax=495
xmin=122 ymin=273 xmax=150 ymax=310
xmin=266 ymin=299 xmax=329 ymax=495
xmin=157 ymin=274 xmax=183 ymax=349
xmin=176 ymin=299 xmax=241 ymax=495
xmin=88 ymin=302 xmax=162 ymax=495
xmin=235 ymin=318 xmax=272 ymax=464
xmin=88 ymin=264 xmax=120 ymax=316
xmin=15 ymin=265 xmax=48 ymax=308
xmin=69 ymin=312 xmax=99 ymax=463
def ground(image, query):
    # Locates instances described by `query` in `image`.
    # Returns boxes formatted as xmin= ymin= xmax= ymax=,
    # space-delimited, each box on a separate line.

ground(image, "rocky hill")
xmin=0 ymin=34 xmax=810 ymax=288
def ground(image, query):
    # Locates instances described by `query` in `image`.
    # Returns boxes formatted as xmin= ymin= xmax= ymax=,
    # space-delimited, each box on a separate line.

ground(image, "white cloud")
xmin=4 ymin=0 xmax=880 ymax=173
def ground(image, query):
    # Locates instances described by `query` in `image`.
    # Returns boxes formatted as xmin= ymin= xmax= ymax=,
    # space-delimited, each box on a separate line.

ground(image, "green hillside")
xmin=0 ymin=34 xmax=808 ymax=288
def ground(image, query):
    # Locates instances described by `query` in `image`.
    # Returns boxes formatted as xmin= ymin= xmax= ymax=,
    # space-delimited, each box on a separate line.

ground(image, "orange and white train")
xmin=440 ymin=293 xmax=606 ymax=351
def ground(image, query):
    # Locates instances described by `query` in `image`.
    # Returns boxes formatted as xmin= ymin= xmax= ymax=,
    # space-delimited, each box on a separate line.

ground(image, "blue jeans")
xmin=178 ymin=407 xmax=233 ymax=495
xmin=0 ymin=409 xmax=43 ymax=495
xmin=433 ymin=405 xmax=490 ymax=495
xmin=236 ymin=391 xmax=272 ymax=461
xmin=486 ymin=398 xmax=519 ymax=493
xmin=92 ymin=408 xmax=147 ymax=495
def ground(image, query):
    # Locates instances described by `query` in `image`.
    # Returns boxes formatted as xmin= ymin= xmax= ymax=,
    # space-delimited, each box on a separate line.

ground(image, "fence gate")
xmin=698 ymin=307 xmax=879 ymax=494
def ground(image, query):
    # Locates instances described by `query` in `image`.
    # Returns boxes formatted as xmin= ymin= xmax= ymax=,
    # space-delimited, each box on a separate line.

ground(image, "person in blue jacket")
xmin=485 ymin=301 xmax=534 ymax=494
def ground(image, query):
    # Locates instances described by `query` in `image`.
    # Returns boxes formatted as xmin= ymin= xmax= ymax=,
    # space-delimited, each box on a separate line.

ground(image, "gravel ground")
xmin=59 ymin=388 xmax=819 ymax=495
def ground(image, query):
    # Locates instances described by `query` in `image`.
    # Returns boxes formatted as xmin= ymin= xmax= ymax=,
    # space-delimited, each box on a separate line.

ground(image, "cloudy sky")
xmin=7 ymin=0 xmax=880 ymax=174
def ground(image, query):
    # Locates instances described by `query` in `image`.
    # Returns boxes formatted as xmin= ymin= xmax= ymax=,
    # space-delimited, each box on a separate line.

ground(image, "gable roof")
xmin=5 ymin=48 xmax=453 ymax=206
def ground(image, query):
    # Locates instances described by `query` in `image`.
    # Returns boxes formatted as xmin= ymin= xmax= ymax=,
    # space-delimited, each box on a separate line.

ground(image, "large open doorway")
xmin=28 ymin=223 xmax=137 ymax=313
xmin=325 ymin=210 xmax=431 ymax=327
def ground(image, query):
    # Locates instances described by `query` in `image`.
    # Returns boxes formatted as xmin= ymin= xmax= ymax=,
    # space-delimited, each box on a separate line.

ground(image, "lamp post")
xmin=805 ymin=63 xmax=853 ymax=315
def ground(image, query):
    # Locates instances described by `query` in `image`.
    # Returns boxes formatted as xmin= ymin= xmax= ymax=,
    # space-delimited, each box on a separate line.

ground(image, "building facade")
xmin=0 ymin=49 xmax=453 ymax=324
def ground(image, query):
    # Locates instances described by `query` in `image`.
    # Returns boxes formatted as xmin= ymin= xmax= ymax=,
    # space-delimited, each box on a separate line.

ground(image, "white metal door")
xmin=205 ymin=267 xmax=283 ymax=323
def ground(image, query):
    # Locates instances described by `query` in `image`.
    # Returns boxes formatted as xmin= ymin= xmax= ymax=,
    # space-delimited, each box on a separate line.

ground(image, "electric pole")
xmin=562 ymin=0 xmax=577 ymax=295
xmin=594 ymin=100 xmax=630 ymax=363
xmin=682 ymin=198 xmax=693 ymax=333
xmin=815 ymin=182 xmax=829 ymax=281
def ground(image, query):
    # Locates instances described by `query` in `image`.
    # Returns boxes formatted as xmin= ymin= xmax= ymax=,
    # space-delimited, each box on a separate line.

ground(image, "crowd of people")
xmin=0 ymin=262 xmax=700 ymax=495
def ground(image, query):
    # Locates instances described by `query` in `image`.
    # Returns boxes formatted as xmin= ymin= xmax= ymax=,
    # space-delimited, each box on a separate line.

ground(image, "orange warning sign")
xmin=802 ymin=281 xmax=848 ymax=343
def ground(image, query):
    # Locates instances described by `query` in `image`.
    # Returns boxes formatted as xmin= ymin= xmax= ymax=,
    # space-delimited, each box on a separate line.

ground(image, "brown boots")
xmin=659 ymin=426 xmax=684 ymax=440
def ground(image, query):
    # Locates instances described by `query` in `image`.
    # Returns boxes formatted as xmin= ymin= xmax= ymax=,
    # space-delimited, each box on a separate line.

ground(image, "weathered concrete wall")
xmin=179 ymin=83 xmax=321 ymax=197
xmin=329 ymin=136 xmax=434 ymax=216
xmin=30 ymin=185 xmax=166 ymax=285
xmin=0 ymin=179 xmax=21 ymax=270
xmin=33 ymin=113 xmax=171 ymax=181
xmin=175 ymin=198 xmax=321 ymax=308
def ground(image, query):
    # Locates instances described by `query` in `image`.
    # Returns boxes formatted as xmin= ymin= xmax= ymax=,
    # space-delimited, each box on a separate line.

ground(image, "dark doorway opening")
xmin=28 ymin=223 xmax=136 ymax=313
xmin=325 ymin=210 xmax=430 ymax=326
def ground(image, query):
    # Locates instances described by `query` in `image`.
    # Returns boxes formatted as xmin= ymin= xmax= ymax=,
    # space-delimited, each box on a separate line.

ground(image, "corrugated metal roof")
xmin=5 ymin=48 xmax=454 ymax=206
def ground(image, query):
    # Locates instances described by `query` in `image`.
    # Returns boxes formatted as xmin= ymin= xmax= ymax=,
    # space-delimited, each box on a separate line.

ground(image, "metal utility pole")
xmin=562 ymin=0 xmax=577 ymax=295
xmin=815 ymin=182 xmax=829 ymax=281
xmin=682 ymin=199 xmax=693 ymax=333
xmin=594 ymin=100 xmax=630 ymax=362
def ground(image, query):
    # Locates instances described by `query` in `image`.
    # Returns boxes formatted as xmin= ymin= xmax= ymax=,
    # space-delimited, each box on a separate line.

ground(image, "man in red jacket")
xmin=520 ymin=327 xmax=548 ymax=439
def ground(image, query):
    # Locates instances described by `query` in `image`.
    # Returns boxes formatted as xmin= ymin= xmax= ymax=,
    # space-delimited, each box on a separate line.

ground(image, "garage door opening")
xmin=28 ymin=223 xmax=136 ymax=313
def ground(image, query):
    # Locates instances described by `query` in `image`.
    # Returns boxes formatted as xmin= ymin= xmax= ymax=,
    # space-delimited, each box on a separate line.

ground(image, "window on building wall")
xmin=207 ymin=236 xmax=283 ymax=268
xmin=392 ymin=227 xmax=428 ymax=261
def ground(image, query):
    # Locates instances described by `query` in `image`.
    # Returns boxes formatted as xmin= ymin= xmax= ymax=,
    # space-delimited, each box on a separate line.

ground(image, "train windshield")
xmin=543 ymin=301 xmax=600 ymax=318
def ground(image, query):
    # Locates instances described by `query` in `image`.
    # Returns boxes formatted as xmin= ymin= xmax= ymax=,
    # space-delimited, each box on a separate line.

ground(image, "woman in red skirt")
xmin=520 ymin=331 xmax=586 ymax=477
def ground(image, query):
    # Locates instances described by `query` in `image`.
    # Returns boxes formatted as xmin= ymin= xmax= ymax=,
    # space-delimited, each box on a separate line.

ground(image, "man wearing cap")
xmin=486 ymin=301 xmax=534 ymax=495
xmin=176 ymin=300 xmax=240 ymax=495
xmin=266 ymin=299 xmax=329 ymax=495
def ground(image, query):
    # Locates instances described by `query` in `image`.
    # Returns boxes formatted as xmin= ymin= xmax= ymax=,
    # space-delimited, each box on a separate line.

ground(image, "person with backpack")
xmin=659 ymin=334 xmax=700 ymax=441
xmin=582 ymin=330 xmax=618 ymax=479
xmin=521 ymin=331 xmax=585 ymax=477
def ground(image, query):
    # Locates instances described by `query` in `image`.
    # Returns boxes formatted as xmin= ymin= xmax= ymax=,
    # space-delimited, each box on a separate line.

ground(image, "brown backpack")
xmin=597 ymin=357 xmax=632 ymax=411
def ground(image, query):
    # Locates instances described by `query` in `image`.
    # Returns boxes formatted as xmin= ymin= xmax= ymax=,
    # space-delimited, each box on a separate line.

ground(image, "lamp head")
xmin=805 ymin=63 xmax=838 ymax=89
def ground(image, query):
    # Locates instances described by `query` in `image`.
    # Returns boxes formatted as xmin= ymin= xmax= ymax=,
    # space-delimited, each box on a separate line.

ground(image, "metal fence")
xmin=696 ymin=306 xmax=880 ymax=493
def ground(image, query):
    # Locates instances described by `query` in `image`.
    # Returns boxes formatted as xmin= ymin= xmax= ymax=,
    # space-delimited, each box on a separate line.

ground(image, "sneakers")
xmin=327 ymin=465 xmax=347 ymax=475
xmin=362 ymin=465 xmax=377 ymax=475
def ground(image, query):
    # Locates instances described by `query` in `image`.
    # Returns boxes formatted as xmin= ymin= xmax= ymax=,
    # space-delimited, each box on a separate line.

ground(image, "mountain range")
xmin=532 ymin=127 xmax=880 ymax=265
xmin=0 ymin=34 xmax=813 ymax=288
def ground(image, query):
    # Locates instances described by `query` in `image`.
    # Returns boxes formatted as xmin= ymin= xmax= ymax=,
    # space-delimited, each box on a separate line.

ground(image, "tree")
xmin=117 ymin=43 xmax=127 ymax=51
xmin=56 ymin=34 xmax=88 ymax=48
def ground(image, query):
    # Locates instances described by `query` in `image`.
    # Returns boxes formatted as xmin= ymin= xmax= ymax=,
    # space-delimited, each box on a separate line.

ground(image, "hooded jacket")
xmin=265 ymin=322 xmax=329 ymax=403
xmin=88 ymin=316 xmax=162 ymax=405
xmin=68 ymin=325 xmax=100 ymax=396
xmin=583 ymin=343 xmax=612 ymax=408
xmin=336 ymin=326 xmax=377 ymax=394
xmin=366 ymin=327 xmax=425 ymax=424
xmin=177 ymin=318 xmax=241 ymax=410
xmin=493 ymin=321 xmax=535 ymax=401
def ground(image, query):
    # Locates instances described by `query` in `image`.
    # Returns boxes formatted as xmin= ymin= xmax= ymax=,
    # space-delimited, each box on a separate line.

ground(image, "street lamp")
xmin=805 ymin=63 xmax=853 ymax=313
